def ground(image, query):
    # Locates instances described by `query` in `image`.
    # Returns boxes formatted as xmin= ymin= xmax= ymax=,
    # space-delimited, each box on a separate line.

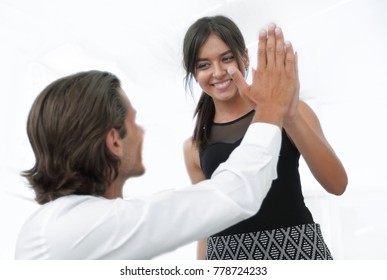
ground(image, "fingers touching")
xmin=284 ymin=41 xmax=296 ymax=77
xmin=257 ymin=29 xmax=267 ymax=71
xmin=274 ymin=27 xmax=285 ymax=69
xmin=229 ymin=24 xmax=298 ymax=112
xmin=265 ymin=24 xmax=276 ymax=70
xmin=256 ymin=23 xmax=296 ymax=74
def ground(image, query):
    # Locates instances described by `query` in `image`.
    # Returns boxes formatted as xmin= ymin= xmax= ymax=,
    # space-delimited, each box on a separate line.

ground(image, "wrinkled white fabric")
xmin=15 ymin=123 xmax=281 ymax=259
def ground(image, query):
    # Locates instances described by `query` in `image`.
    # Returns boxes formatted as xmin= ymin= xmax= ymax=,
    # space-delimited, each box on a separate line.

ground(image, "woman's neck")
xmin=213 ymin=96 xmax=252 ymax=123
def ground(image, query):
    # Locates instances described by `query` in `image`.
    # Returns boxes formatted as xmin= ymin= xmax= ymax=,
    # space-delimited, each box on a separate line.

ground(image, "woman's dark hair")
xmin=23 ymin=70 xmax=127 ymax=204
xmin=183 ymin=15 xmax=247 ymax=149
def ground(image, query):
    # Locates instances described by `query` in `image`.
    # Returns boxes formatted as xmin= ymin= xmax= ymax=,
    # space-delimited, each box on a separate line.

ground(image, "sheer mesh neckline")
xmin=208 ymin=110 xmax=255 ymax=145
xmin=213 ymin=110 xmax=255 ymax=126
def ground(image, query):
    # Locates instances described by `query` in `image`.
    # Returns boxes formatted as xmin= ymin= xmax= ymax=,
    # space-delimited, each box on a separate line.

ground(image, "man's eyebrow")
xmin=196 ymin=50 xmax=233 ymax=62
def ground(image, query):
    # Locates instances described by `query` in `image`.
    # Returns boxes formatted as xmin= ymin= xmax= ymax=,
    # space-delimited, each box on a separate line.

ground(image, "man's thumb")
xmin=227 ymin=66 xmax=249 ymax=96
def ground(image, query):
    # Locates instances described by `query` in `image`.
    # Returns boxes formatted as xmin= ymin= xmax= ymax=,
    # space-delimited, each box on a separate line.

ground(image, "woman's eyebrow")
xmin=196 ymin=50 xmax=233 ymax=62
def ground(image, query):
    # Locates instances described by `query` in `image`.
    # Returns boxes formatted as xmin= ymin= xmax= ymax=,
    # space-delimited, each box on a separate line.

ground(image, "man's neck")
xmin=103 ymin=180 xmax=124 ymax=199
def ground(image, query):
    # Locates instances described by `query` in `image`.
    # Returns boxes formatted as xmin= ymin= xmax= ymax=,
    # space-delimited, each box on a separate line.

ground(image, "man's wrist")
xmin=252 ymin=106 xmax=285 ymax=128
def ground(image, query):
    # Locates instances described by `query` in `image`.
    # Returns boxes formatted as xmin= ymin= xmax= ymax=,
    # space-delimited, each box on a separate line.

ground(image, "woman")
xmin=182 ymin=16 xmax=348 ymax=260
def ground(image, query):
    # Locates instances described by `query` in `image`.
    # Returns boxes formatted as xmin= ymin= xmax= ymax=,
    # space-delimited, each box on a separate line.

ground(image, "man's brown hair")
xmin=23 ymin=70 xmax=127 ymax=204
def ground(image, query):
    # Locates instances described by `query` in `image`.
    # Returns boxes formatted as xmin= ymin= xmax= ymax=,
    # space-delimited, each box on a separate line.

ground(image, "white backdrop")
xmin=1 ymin=0 xmax=386 ymax=260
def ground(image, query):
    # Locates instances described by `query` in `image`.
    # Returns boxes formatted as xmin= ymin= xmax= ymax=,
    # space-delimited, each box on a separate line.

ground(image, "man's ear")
xmin=105 ymin=128 xmax=123 ymax=157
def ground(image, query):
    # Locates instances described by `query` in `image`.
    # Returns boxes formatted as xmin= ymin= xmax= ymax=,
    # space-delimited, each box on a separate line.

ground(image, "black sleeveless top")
xmin=200 ymin=110 xmax=314 ymax=236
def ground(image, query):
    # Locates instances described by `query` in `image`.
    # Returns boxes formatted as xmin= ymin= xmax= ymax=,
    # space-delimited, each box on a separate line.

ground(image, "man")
xmin=15 ymin=25 xmax=298 ymax=259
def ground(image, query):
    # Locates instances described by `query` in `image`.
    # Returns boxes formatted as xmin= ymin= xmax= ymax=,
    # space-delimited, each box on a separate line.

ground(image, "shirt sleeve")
xmin=105 ymin=123 xmax=282 ymax=259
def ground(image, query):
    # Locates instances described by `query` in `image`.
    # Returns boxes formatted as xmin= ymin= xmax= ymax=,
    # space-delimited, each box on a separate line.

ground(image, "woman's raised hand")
xmin=227 ymin=24 xmax=299 ymax=127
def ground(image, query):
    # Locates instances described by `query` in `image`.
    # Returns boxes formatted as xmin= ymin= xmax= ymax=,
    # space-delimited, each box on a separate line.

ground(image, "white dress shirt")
xmin=15 ymin=123 xmax=281 ymax=259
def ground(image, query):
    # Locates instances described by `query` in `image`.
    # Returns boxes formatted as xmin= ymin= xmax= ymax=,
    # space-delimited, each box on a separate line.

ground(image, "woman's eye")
xmin=196 ymin=62 xmax=210 ymax=69
xmin=223 ymin=55 xmax=235 ymax=62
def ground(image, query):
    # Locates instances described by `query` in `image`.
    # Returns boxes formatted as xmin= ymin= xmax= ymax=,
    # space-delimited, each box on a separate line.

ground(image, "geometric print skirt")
xmin=207 ymin=223 xmax=333 ymax=260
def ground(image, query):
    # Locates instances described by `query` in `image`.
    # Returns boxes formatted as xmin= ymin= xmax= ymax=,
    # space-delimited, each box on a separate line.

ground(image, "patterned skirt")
xmin=207 ymin=223 xmax=333 ymax=260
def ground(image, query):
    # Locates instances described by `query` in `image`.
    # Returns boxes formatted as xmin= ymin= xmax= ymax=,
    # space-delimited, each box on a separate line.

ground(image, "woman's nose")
xmin=212 ymin=63 xmax=226 ymax=79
